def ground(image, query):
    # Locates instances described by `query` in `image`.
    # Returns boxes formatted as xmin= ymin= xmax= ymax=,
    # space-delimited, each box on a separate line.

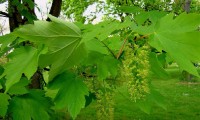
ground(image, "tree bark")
xmin=184 ymin=0 xmax=192 ymax=13
xmin=181 ymin=0 xmax=193 ymax=82
xmin=29 ymin=71 xmax=43 ymax=89
xmin=23 ymin=0 xmax=37 ymax=24
xmin=8 ymin=0 xmax=23 ymax=32
xmin=47 ymin=0 xmax=62 ymax=21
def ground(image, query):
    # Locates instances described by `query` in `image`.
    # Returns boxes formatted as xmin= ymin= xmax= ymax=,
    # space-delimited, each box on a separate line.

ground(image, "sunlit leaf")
xmin=13 ymin=16 xmax=83 ymax=80
xmin=150 ymin=13 xmax=200 ymax=77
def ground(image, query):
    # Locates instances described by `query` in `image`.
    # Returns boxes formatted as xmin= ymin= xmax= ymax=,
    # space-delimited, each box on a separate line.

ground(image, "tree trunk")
xmin=23 ymin=0 xmax=37 ymax=24
xmin=29 ymin=71 xmax=43 ymax=89
xmin=184 ymin=0 xmax=191 ymax=13
xmin=47 ymin=0 xmax=62 ymax=21
xmin=181 ymin=0 xmax=193 ymax=82
xmin=8 ymin=0 xmax=23 ymax=32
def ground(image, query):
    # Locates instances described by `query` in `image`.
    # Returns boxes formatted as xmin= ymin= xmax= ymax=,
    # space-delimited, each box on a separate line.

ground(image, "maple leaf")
xmin=150 ymin=13 xmax=200 ymax=76
xmin=1 ymin=46 xmax=42 ymax=92
xmin=13 ymin=15 xmax=85 ymax=80
xmin=8 ymin=90 xmax=52 ymax=120
xmin=0 ymin=93 xmax=10 ymax=117
xmin=48 ymin=71 xmax=89 ymax=119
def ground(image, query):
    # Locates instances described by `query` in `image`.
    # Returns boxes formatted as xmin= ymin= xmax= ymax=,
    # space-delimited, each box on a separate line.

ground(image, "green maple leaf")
xmin=39 ymin=42 xmax=87 ymax=80
xmin=97 ymin=56 xmax=119 ymax=80
xmin=13 ymin=15 xmax=84 ymax=80
xmin=135 ymin=11 xmax=167 ymax=25
xmin=85 ymin=39 xmax=109 ymax=55
xmin=7 ymin=77 xmax=29 ymax=95
xmin=149 ymin=52 xmax=169 ymax=79
xmin=8 ymin=90 xmax=52 ymax=120
xmin=80 ymin=17 xmax=132 ymax=42
xmin=85 ymin=51 xmax=119 ymax=80
xmin=150 ymin=13 xmax=200 ymax=76
xmin=13 ymin=16 xmax=81 ymax=52
xmin=0 ymin=93 xmax=10 ymax=117
xmin=0 ymin=34 xmax=17 ymax=51
xmin=48 ymin=71 xmax=89 ymax=119
xmin=1 ymin=46 xmax=42 ymax=92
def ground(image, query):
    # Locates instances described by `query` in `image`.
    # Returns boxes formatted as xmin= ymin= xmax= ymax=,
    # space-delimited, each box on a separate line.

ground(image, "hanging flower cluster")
xmin=121 ymin=43 xmax=150 ymax=102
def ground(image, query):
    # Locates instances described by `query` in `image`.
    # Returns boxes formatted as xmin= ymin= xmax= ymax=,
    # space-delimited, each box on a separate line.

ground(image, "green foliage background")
xmin=0 ymin=0 xmax=200 ymax=120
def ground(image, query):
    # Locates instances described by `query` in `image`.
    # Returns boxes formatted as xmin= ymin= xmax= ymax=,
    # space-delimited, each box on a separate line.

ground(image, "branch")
xmin=47 ymin=0 xmax=62 ymax=21
xmin=116 ymin=33 xmax=151 ymax=59
xmin=135 ymin=34 xmax=150 ymax=41
xmin=0 ymin=11 xmax=10 ymax=18
xmin=116 ymin=32 xmax=132 ymax=59
xmin=116 ymin=38 xmax=127 ymax=59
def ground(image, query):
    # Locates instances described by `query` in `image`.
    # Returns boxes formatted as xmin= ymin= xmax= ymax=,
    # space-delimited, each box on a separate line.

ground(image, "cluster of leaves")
xmin=0 ymin=15 xmax=88 ymax=119
xmin=0 ymin=5 xmax=200 ymax=120
xmin=107 ymin=0 xmax=173 ymax=13
xmin=0 ymin=0 xmax=6 ymax=4
xmin=10 ymin=0 xmax=37 ymax=23
xmin=62 ymin=0 xmax=97 ymax=22
xmin=190 ymin=0 xmax=200 ymax=13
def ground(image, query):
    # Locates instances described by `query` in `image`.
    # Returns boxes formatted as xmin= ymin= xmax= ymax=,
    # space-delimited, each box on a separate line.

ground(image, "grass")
xmin=66 ymin=66 xmax=200 ymax=120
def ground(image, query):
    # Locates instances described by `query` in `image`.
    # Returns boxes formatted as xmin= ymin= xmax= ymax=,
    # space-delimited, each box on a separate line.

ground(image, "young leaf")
xmin=1 ymin=46 xmax=42 ymax=92
xmin=0 ymin=93 xmax=10 ymax=117
xmin=8 ymin=90 xmax=52 ymax=120
xmin=150 ymin=13 xmax=200 ymax=77
xmin=48 ymin=71 xmax=89 ymax=119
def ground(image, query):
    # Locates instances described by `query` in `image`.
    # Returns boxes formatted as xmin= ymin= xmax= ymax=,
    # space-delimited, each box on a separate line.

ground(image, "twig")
xmin=116 ymin=31 xmax=134 ymax=59
xmin=116 ymin=33 xmax=151 ymax=59
xmin=135 ymin=34 xmax=150 ymax=41
xmin=116 ymin=38 xmax=127 ymax=59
